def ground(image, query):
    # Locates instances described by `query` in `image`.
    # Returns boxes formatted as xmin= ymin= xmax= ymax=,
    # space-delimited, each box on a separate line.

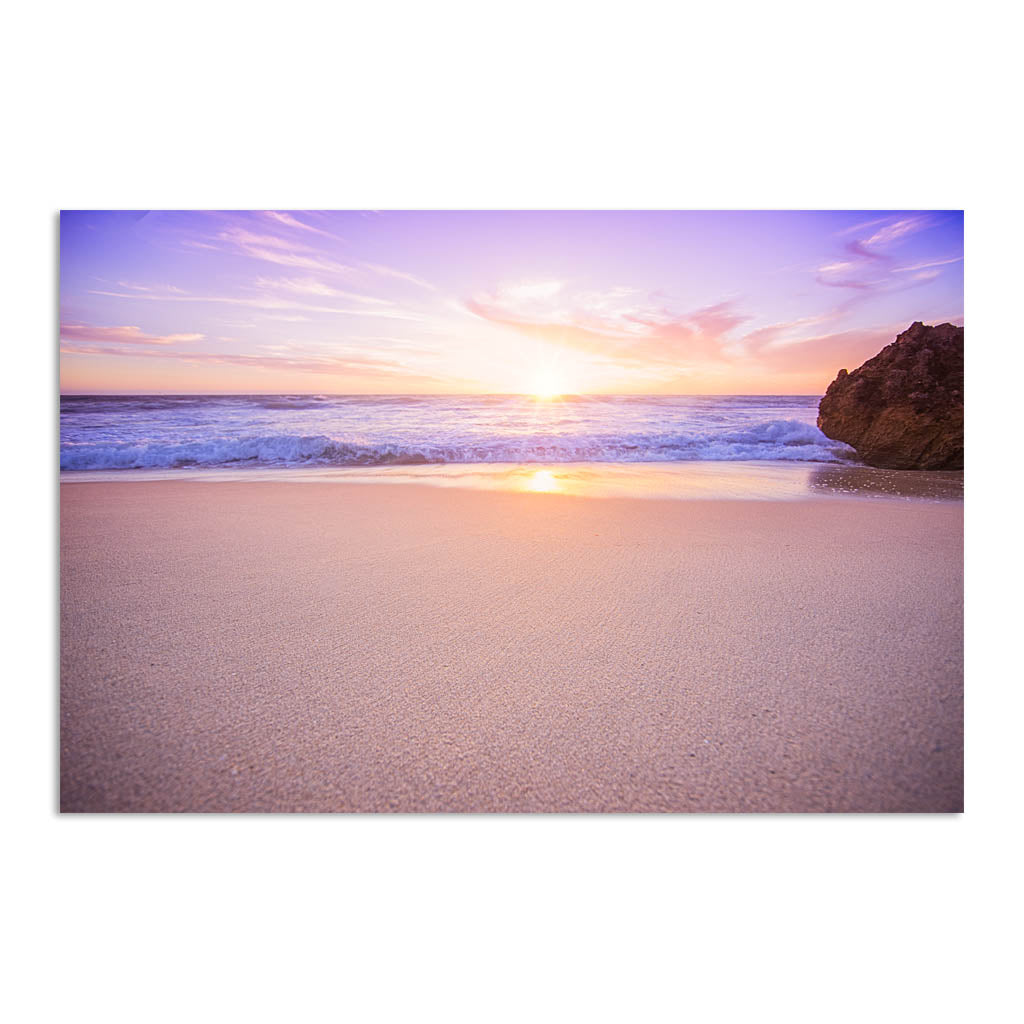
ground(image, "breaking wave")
xmin=60 ymin=418 xmax=854 ymax=470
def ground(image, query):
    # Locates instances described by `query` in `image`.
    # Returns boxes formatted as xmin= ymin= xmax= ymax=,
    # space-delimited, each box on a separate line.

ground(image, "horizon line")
xmin=60 ymin=390 xmax=827 ymax=398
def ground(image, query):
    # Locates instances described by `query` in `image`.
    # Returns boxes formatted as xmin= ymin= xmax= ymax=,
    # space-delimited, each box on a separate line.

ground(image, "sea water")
xmin=60 ymin=394 xmax=854 ymax=471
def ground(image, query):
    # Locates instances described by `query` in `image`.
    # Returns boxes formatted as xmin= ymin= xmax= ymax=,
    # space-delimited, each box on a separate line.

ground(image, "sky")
xmin=59 ymin=210 xmax=963 ymax=395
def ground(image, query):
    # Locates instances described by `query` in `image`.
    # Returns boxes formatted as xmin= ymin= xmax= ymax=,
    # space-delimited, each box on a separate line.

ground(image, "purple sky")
xmin=59 ymin=210 xmax=963 ymax=394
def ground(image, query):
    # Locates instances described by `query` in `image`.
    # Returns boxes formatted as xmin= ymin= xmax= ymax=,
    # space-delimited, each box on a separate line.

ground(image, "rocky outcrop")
xmin=817 ymin=322 xmax=963 ymax=470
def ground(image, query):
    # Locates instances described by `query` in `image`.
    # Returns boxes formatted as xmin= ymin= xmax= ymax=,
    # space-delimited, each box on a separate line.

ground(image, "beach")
xmin=59 ymin=479 xmax=963 ymax=812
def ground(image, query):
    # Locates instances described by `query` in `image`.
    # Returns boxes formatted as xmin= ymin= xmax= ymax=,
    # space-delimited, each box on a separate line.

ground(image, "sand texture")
xmin=60 ymin=481 xmax=963 ymax=812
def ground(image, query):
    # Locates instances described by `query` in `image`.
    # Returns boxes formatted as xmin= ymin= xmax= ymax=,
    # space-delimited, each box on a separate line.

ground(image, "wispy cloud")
xmin=835 ymin=216 xmax=892 ymax=237
xmin=498 ymin=280 xmax=565 ymax=303
xmin=60 ymin=336 xmax=461 ymax=384
xmin=216 ymin=226 xmax=354 ymax=274
xmin=892 ymin=255 xmax=963 ymax=273
xmin=220 ymin=227 xmax=312 ymax=252
xmin=209 ymin=221 xmax=436 ymax=294
xmin=814 ymin=264 xmax=882 ymax=290
xmin=359 ymin=261 xmax=436 ymax=291
xmin=112 ymin=281 xmax=188 ymax=294
xmin=752 ymin=324 xmax=908 ymax=375
xmin=815 ymin=215 xmax=951 ymax=293
xmin=261 ymin=211 xmax=341 ymax=239
xmin=861 ymin=215 xmax=933 ymax=249
xmin=253 ymin=276 xmax=393 ymax=305
xmin=733 ymin=313 xmax=841 ymax=354
xmin=844 ymin=215 xmax=933 ymax=261
xmin=59 ymin=322 xmax=204 ymax=346
xmin=465 ymin=279 xmax=903 ymax=380
xmin=88 ymin=284 xmax=424 ymax=321
xmin=466 ymin=283 xmax=750 ymax=367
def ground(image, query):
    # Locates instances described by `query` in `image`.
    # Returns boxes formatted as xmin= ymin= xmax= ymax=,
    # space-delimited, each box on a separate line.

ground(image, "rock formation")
xmin=817 ymin=322 xmax=963 ymax=470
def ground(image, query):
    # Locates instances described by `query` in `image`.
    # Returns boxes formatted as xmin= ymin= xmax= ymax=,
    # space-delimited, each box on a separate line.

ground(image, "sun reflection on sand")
xmin=525 ymin=469 xmax=561 ymax=493
xmin=96 ymin=462 xmax=961 ymax=504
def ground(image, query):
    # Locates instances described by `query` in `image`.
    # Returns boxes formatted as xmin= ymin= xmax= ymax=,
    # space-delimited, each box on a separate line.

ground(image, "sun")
xmin=530 ymin=367 xmax=564 ymax=400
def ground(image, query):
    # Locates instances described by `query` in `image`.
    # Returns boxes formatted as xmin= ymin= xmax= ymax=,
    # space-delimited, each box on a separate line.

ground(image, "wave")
xmin=59 ymin=419 xmax=855 ymax=470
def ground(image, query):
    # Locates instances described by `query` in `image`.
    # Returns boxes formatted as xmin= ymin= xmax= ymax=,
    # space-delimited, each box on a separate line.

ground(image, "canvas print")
xmin=59 ymin=211 xmax=964 ymax=812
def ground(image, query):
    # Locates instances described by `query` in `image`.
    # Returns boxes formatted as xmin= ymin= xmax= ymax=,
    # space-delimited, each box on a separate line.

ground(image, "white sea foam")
xmin=59 ymin=395 xmax=856 ymax=471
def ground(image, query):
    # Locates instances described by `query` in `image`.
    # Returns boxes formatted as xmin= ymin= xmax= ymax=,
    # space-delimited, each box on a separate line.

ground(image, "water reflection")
xmin=807 ymin=465 xmax=964 ymax=501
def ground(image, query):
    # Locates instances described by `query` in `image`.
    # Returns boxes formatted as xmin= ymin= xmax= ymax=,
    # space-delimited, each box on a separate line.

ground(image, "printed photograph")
xmin=59 ymin=210 xmax=964 ymax=812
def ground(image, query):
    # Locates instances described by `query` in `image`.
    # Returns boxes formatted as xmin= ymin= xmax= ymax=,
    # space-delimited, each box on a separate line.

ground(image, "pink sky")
xmin=60 ymin=210 xmax=963 ymax=395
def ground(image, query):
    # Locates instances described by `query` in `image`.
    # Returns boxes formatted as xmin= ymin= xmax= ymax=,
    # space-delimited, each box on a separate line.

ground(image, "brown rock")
xmin=817 ymin=322 xmax=963 ymax=470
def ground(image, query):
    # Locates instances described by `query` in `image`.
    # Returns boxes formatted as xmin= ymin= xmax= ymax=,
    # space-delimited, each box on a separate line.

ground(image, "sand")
xmin=59 ymin=480 xmax=963 ymax=812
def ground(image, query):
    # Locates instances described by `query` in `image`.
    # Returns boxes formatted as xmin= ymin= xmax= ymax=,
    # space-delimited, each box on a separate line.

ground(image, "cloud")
xmin=59 ymin=322 xmax=203 ymax=346
xmin=216 ymin=225 xmax=354 ymax=274
xmin=843 ymin=215 xmax=933 ymax=261
xmin=208 ymin=222 xmax=436 ymax=293
xmin=262 ymin=211 xmax=340 ymax=239
xmin=220 ymin=227 xmax=312 ymax=252
xmin=113 ymin=281 xmax=187 ymax=294
xmin=736 ymin=313 xmax=842 ymax=354
xmin=752 ymin=325 xmax=902 ymax=375
xmin=89 ymin=284 xmax=424 ymax=321
xmin=835 ymin=216 xmax=892 ymax=237
xmin=861 ymin=215 xmax=933 ymax=249
xmin=359 ymin=261 xmax=436 ymax=291
xmin=815 ymin=265 xmax=882 ymax=290
xmin=892 ymin=256 xmax=963 ymax=273
xmin=60 ymin=337 xmax=460 ymax=384
xmin=159 ymin=213 xmax=437 ymax=296
xmin=816 ymin=215 xmax=952 ymax=293
xmin=464 ymin=278 xmax=962 ymax=388
xmin=501 ymin=280 xmax=565 ymax=303
xmin=253 ymin=276 xmax=392 ymax=305
xmin=687 ymin=301 xmax=750 ymax=338
xmin=466 ymin=285 xmax=749 ymax=367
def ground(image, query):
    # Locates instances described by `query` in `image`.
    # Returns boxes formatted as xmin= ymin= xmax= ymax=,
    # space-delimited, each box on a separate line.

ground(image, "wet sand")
xmin=60 ymin=480 xmax=963 ymax=812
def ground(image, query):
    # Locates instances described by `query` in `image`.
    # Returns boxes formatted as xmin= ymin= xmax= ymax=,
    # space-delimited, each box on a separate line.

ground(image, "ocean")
xmin=59 ymin=394 xmax=855 ymax=472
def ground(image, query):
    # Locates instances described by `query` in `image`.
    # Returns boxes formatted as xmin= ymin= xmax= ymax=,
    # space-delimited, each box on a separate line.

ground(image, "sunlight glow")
xmin=530 ymin=367 xmax=564 ymax=400
xmin=525 ymin=469 xmax=560 ymax=493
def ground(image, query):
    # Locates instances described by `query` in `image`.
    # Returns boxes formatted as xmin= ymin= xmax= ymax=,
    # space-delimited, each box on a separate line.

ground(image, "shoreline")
xmin=58 ymin=460 xmax=965 ymax=504
xmin=60 ymin=480 xmax=963 ymax=812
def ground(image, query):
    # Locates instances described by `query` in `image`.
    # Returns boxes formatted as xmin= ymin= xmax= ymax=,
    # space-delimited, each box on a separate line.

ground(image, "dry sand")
xmin=60 ymin=480 xmax=963 ymax=812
